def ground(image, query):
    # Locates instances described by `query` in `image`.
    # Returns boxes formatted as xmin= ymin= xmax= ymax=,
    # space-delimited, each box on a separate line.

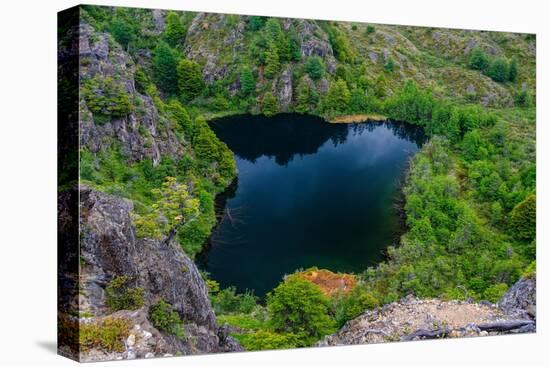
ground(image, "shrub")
xmin=166 ymin=100 xmax=192 ymax=136
xmin=323 ymin=79 xmax=351 ymax=114
xmin=486 ymin=58 xmax=509 ymax=82
xmin=149 ymin=299 xmax=185 ymax=339
xmin=468 ymin=47 xmax=489 ymax=71
xmin=264 ymin=43 xmax=280 ymax=79
xmin=248 ymin=16 xmax=267 ymax=31
xmin=79 ymin=317 xmax=131 ymax=352
xmin=384 ymin=56 xmax=395 ymax=73
xmin=515 ymin=89 xmax=533 ymax=107
xmin=235 ymin=330 xmax=299 ymax=351
xmin=365 ymin=25 xmax=375 ymax=34
xmin=110 ymin=18 xmax=135 ymax=49
xmin=508 ymin=56 xmax=518 ymax=82
xmin=510 ymin=194 xmax=536 ymax=242
xmin=212 ymin=287 xmax=258 ymax=315
xmin=333 ymin=287 xmax=380 ymax=327
xmin=240 ymin=67 xmax=256 ymax=96
xmin=261 ymin=93 xmax=279 ymax=116
xmin=177 ymin=59 xmax=205 ymax=100
xmin=267 ymin=277 xmax=335 ymax=346
xmin=384 ymin=80 xmax=434 ymax=125
xmin=132 ymin=176 xmax=200 ymax=239
xmin=152 ymin=42 xmax=179 ymax=94
xmin=82 ymin=75 xmax=132 ymax=120
xmin=304 ymin=56 xmax=325 ymax=80
xmin=164 ymin=11 xmax=186 ymax=47
xmin=483 ymin=283 xmax=509 ymax=303
xmin=295 ymin=79 xmax=316 ymax=114
xmin=105 ymin=276 xmax=145 ymax=311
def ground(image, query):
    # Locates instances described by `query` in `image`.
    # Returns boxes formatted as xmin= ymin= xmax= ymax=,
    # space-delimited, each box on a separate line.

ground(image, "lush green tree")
xmin=510 ymin=194 xmax=536 ymax=241
xmin=508 ymin=57 xmax=518 ymax=82
xmin=265 ymin=18 xmax=283 ymax=41
xmin=468 ymin=47 xmax=489 ymax=71
xmin=427 ymin=102 xmax=460 ymax=142
xmin=324 ymin=24 xmax=353 ymax=62
xmin=267 ymin=277 xmax=335 ymax=345
xmin=486 ymin=58 xmax=510 ymax=82
xmin=479 ymin=172 xmax=504 ymax=201
xmin=287 ymin=32 xmax=302 ymax=61
xmin=384 ymin=80 xmax=434 ymax=125
xmin=193 ymin=116 xmax=222 ymax=162
xmin=261 ymin=93 xmax=279 ymax=116
xmin=384 ymin=56 xmax=395 ymax=73
xmin=462 ymin=130 xmax=487 ymax=161
xmin=81 ymin=76 xmax=133 ymax=119
xmin=164 ymin=11 xmax=186 ymax=47
xmin=248 ymin=16 xmax=267 ymax=31
xmin=295 ymin=79 xmax=318 ymax=114
xmin=240 ymin=67 xmax=256 ymax=96
xmin=304 ymin=56 xmax=325 ymax=80
xmin=365 ymin=25 xmax=375 ymax=34
xmin=373 ymin=75 xmax=387 ymax=98
xmin=323 ymin=79 xmax=351 ymax=113
xmin=152 ymin=42 xmax=179 ymax=94
xmin=349 ymin=88 xmax=370 ymax=113
xmin=110 ymin=18 xmax=135 ymax=49
xmin=132 ymin=176 xmax=200 ymax=240
xmin=264 ymin=43 xmax=280 ymax=79
xmin=166 ymin=100 xmax=193 ymax=136
xmin=177 ymin=59 xmax=205 ymax=100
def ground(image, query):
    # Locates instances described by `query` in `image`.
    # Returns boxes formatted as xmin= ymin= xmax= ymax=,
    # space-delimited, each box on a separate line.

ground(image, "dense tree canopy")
xmin=164 ymin=11 xmax=186 ymax=47
xmin=177 ymin=59 xmax=205 ymax=100
xmin=267 ymin=278 xmax=335 ymax=345
xmin=261 ymin=93 xmax=279 ymax=116
xmin=152 ymin=42 xmax=179 ymax=94
xmin=305 ymin=56 xmax=326 ymax=80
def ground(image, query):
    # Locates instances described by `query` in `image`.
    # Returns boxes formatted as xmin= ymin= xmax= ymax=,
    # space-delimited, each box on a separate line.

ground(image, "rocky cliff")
xmin=318 ymin=277 xmax=536 ymax=347
xmin=61 ymin=186 xmax=242 ymax=361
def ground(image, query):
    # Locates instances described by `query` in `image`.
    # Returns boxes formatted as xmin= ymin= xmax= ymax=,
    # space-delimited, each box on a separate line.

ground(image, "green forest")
xmin=76 ymin=6 xmax=536 ymax=352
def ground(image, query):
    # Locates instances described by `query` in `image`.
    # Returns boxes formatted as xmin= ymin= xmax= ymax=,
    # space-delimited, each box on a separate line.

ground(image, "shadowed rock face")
xmin=72 ymin=186 xmax=242 ymax=359
xmin=499 ymin=276 xmax=536 ymax=320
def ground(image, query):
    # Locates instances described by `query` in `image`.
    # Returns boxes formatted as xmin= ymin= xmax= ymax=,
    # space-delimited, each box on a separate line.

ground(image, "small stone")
xmin=142 ymin=330 xmax=152 ymax=339
xmin=126 ymin=349 xmax=136 ymax=360
xmin=145 ymin=352 xmax=155 ymax=358
xmin=480 ymin=331 xmax=489 ymax=336
xmin=164 ymin=353 xmax=173 ymax=357
xmin=126 ymin=334 xmax=136 ymax=347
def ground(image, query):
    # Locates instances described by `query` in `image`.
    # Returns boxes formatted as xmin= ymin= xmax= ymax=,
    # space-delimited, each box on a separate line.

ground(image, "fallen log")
xmin=402 ymin=328 xmax=452 ymax=341
xmin=477 ymin=320 xmax=535 ymax=332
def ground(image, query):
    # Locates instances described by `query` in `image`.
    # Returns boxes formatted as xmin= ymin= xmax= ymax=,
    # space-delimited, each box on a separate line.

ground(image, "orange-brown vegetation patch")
xmin=293 ymin=268 xmax=357 ymax=297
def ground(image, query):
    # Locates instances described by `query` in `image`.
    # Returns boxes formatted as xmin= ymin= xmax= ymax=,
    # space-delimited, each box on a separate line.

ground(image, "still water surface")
xmin=198 ymin=114 xmax=425 ymax=296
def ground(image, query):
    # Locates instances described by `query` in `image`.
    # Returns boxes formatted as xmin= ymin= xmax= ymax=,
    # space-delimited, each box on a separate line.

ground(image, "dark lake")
xmin=198 ymin=114 xmax=425 ymax=296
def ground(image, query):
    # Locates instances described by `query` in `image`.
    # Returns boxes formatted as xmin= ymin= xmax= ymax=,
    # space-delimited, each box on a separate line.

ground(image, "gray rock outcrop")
xmin=318 ymin=278 xmax=536 ymax=347
xmin=69 ymin=186 xmax=243 ymax=360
